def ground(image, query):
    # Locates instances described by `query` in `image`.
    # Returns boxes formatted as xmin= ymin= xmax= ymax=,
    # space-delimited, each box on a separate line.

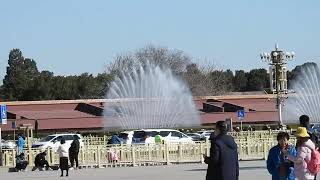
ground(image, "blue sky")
xmin=0 ymin=0 xmax=319 ymax=81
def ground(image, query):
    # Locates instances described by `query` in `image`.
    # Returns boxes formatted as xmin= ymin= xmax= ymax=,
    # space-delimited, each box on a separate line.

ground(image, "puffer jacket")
xmin=288 ymin=139 xmax=315 ymax=180
xmin=267 ymin=144 xmax=296 ymax=180
xmin=57 ymin=143 xmax=69 ymax=158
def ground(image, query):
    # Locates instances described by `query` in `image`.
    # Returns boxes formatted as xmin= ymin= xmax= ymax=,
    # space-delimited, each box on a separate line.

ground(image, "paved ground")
xmin=0 ymin=160 xmax=298 ymax=180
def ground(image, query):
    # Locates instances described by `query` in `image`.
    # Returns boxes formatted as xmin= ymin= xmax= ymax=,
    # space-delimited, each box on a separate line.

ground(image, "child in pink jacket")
xmin=286 ymin=127 xmax=316 ymax=180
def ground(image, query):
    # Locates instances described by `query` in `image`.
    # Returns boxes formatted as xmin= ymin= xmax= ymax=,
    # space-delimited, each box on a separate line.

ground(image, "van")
xmin=32 ymin=134 xmax=83 ymax=151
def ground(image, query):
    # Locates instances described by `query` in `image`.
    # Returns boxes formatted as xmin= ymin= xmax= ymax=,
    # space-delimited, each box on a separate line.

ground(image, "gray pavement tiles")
xmin=0 ymin=161 xmax=275 ymax=180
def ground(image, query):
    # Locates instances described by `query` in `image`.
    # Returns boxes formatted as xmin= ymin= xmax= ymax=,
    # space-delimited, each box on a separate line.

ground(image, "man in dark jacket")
xmin=205 ymin=121 xmax=239 ymax=180
xmin=69 ymin=135 xmax=80 ymax=169
xmin=32 ymin=152 xmax=50 ymax=171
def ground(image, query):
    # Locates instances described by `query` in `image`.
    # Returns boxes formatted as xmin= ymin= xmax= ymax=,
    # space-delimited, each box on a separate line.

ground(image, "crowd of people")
xmin=9 ymin=115 xmax=320 ymax=179
xmin=13 ymin=134 xmax=80 ymax=177
xmin=204 ymin=115 xmax=320 ymax=180
xmin=266 ymin=115 xmax=320 ymax=180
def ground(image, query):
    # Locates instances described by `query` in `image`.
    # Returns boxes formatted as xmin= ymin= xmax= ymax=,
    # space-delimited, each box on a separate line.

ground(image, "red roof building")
xmin=0 ymin=95 xmax=278 ymax=132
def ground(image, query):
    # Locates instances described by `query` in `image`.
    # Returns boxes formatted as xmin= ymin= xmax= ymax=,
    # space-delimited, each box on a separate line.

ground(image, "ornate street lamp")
xmin=260 ymin=44 xmax=294 ymax=128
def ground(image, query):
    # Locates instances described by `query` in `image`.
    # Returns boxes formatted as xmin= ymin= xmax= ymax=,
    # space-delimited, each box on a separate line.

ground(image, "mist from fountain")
xmin=103 ymin=63 xmax=200 ymax=130
xmin=283 ymin=63 xmax=320 ymax=124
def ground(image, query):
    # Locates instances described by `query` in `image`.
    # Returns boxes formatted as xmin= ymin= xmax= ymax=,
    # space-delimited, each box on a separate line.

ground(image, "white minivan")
xmin=32 ymin=134 xmax=84 ymax=151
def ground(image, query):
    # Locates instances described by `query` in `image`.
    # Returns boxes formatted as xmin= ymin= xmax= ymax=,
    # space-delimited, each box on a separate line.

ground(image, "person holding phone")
xmin=267 ymin=132 xmax=296 ymax=180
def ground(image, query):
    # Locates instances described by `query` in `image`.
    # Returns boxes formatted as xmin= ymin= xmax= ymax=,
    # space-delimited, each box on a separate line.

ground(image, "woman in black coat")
xmin=69 ymin=135 xmax=80 ymax=169
xmin=204 ymin=121 xmax=239 ymax=180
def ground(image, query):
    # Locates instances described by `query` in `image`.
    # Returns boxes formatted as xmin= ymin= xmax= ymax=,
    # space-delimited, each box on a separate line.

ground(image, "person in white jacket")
xmin=57 ymin=138 xmax=69 ymax=177
xmin=285 ymin=127 xmax=316 ymax=180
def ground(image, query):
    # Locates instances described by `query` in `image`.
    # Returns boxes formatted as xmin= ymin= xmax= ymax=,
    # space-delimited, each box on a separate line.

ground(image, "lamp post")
xmin=260 ymin=44 xmax=294 ymax=129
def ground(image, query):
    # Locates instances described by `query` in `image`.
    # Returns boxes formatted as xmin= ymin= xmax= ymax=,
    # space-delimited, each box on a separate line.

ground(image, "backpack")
xmin=307 ymin=148 xmax=320 ymax=174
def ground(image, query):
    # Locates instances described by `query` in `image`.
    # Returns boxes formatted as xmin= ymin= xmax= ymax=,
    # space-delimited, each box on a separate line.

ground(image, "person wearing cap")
xmin=204 ymin=121 xmax=239 ymax=180
xmin=285 ymin=127 xmax=316 ymax=180
xmin=299 ymin=115 xmax=319 ymax=147
xmin=299 ymin=115 xmax=319 ymax=180
xmin=267 ymin=132 xmax=296 ymax=180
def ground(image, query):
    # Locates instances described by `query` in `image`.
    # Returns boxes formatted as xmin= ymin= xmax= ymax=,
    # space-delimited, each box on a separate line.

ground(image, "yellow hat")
xmin=296 ymin=127 xmax=310 ymax=138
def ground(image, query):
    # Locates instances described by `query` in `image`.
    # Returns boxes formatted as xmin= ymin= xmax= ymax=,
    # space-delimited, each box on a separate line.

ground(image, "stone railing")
xmin=1 ymin=137 xmax=296 ymax=167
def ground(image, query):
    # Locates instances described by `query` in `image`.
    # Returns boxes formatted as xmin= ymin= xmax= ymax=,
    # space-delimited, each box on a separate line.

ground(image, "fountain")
xmin=283 ymin=63 xmax=320 ymax=124
xmin=103 ymin=63 xmax=200 ymax=130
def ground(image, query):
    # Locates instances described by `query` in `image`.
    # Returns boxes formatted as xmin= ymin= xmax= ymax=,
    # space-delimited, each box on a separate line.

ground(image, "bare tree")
xmin=105 ymin=45 xmax=233 ymax=96
xmin=135 ymin=45 xmax=191 ymax=74
xmin=106 ymin=45 xmax=191 ymax=75
xmin=106 ymin=53 xmax=136 ymax=76
xmin=183 ymin=62 xmax=232 ymax=96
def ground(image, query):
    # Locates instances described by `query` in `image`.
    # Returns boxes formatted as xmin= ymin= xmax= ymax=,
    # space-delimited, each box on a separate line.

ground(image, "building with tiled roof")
xmin=0 ymin=95 xmax=278 ymax=133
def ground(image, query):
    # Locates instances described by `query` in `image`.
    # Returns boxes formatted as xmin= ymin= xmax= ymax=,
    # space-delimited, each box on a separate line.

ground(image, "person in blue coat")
xmin=17 ymin=134 xmax=25 ymax=155
xmin=267 ymin=132 xmax=296 ymax=180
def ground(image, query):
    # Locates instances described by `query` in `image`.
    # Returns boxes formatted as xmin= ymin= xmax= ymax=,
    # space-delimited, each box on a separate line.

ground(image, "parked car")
xmin=118 ymin=131 xmax=134 ymax=144
xmin=197 ymin=130 xmax=214 ymax=140
xmin=1 ymin=139 xmax=16 ymax=149
xmin=186 ymin=133 xmax=204 ymax=141
xmin=31 ymin=134 xmax=83 ymax=151
xmin=120 ymin=129 xmax=194 ymax=144
xmin=311 ymin=124 xmax=320 ymax=133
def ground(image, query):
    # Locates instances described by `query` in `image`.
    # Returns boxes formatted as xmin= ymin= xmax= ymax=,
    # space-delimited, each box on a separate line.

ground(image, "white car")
xmin=197 ymin=130 xmax=214 ymax=140
xmin=118 ymin=131 xmax=134 ymax=144
xmin=186 ymin=133 xmax=204 ymax=141
xmin=1 ymin=139 xmax=16 ymax=149
xmin=120 ymin=129 xmax=194 ymax=144
xmin=32 ymin=134 xmax=83 ymax=151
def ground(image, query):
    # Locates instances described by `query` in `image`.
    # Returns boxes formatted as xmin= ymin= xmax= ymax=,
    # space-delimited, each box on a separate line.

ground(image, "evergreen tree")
xmin=2 ymin=49 xmax=38 ymax=100
xmin=234 ymin=70 xmax=248 ymax=91
xmin=246 ymin=68 xmax=269 ymax=91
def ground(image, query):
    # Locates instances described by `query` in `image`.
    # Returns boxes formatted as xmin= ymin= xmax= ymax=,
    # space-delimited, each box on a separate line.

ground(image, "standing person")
xmin=299 ymin=115 xmax=319 ymax=180
xmin=267 ymin=132 xmax=296 ymax=180
xmin=154 ymin=132 xmax=162 ymax=144
xmin=57 ymin=138 xmax=69 ymax=177
xmin=204 ymin=121 xmax=239 ymax=180
xmin=69 ymin=135 xmax=80 ymax=170
xmin=17 ymin=134 xmax=25 ymax=155
xmin=285 ymin=127 xmax=316 ymax=180
xmin=32 ymin=152 xmax=50 ymax=171
xmin=299 ymin=115 xmax=319 ymax=147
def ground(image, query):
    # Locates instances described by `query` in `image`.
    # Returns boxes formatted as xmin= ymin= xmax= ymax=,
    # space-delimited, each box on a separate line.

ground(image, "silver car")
xmin=1 ymin=139 xmax=16 ymax=149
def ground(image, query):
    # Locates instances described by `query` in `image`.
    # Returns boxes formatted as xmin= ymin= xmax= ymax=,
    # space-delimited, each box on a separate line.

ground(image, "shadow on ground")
xmin=186 ymin=166 xmax=266 ymax=172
